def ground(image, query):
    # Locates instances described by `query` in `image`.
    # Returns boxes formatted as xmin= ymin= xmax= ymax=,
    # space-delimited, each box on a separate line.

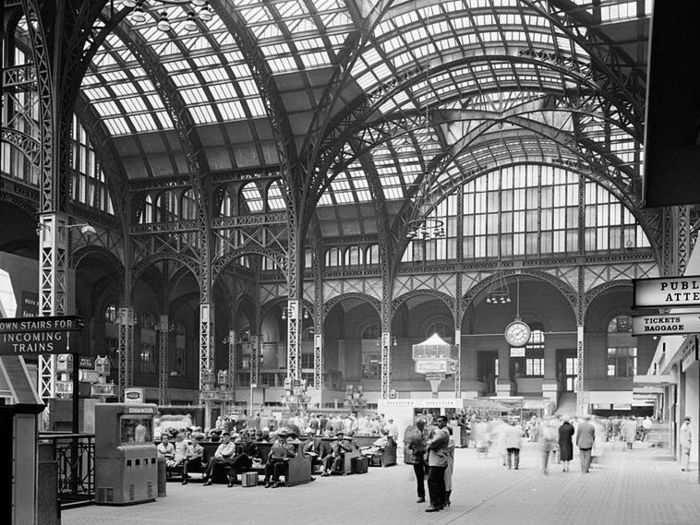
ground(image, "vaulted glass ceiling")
xmin=8 ymin=0 xmax=651 ymax=237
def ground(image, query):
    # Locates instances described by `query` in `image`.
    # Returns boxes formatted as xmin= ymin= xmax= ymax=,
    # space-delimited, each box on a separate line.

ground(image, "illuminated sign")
xmin=633 ymin=276 xmax=700 ymax=307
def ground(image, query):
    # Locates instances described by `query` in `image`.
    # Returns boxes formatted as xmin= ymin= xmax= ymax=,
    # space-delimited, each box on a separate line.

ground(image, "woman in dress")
xmin=558 ymin=416 xmax=575 ymax=472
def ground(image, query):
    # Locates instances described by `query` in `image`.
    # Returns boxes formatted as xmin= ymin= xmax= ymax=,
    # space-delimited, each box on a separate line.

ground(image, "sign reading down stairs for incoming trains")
xmin=633 ymin=276 xmax=700 ymax=307
xmin=0 ymin=315 xmax=84 ymax=355
xmin=632 ymin=314 xmax=700 ymax=336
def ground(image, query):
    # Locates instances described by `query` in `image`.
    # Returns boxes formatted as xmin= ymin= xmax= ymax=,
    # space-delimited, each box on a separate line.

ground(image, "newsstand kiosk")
xmin=94 ymin=403 xmax=158 ymax=505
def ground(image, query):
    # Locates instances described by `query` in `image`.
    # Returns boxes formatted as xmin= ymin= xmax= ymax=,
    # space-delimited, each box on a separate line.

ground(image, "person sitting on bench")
xmin=321 ymin=433 xmax=352 ymax=476
xmin=264 ymin=434 xmax=296 ymax=488
xmin=203 ymin=432 xmax=236 ymax=486
xmin=303 ymin=436 xmax=332 ymax=473
xmin=180 ymin=433 xmax=204 ymax=484
xmin=157 ymin=433 xmax=177 ymax=469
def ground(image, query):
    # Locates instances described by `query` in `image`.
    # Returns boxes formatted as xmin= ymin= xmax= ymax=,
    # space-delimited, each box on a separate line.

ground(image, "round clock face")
xmin=504 ymin=320 xmax=531 ymax=347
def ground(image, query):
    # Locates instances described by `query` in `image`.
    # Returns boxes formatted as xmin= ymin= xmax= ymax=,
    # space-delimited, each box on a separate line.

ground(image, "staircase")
xmin=555 ymin=392 xmax=577 ymax=416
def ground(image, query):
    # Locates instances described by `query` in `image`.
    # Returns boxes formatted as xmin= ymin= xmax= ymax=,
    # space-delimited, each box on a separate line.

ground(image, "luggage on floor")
xmin=242 ymin=471 xmax=258 ymax=487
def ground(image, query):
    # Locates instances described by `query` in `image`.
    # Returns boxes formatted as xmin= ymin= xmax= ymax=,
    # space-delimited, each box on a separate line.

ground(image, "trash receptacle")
xmin=156 ymin=457 xmax=167 ymax=498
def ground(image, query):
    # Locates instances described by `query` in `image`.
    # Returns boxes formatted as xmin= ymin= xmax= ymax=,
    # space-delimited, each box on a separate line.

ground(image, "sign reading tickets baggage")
xmin=0 ymin=315 xmax=84 ymax=355
xmin=633 ymin=276 xmax=700 ymax=307
xmin=632 ymin=314 xmax=700 ymax=336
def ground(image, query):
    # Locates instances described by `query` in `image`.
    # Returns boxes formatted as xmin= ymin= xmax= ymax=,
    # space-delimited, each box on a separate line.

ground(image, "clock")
xmin=504 ymin=320 xmax=531 ymax=347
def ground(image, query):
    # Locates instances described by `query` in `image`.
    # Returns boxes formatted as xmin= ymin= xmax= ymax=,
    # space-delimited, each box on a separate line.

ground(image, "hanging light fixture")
xmin=485 ymin=271 xmax=512 ymax=304
xmin=123 ymin=1 xmax=214 ymax=33
xmin=183 ymin=11 xmax=198 ymax=31
xmin=406 ymin=217 xmax=445 ymax=241
xmin=156 ymin=10 xmax=171 ymax=31
xmin=130 ymin=3 xmax=147 ymax=24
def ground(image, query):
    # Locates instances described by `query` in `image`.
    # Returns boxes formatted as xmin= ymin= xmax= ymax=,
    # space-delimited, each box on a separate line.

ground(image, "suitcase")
xmin=351 ymin=456 xmax=369 ymax=474
xmin=242 ymin=471 xmax=258 ymax=487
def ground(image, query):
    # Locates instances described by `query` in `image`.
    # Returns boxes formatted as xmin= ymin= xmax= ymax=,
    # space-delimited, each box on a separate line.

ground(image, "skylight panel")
xmin=217 ymin=101 xmax=246 ymax=120
xmin=242 ymin=184 xmax=264 ymax=212
xmin=104 ymin=118 xmax=130 ymax=135
xmin=182 ymin=87 xmax=209 ymax=105
xmin=129 ymin=114 xmax=158 ymax=132
xmin=267 ymin=182 xmax=286 ymax=210
xmin=190 ymin=105 xmax=217 ymax=125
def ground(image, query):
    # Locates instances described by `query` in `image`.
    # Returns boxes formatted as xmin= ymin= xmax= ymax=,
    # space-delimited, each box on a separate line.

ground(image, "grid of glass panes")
xmin=401 ymin=193 xmax=458 ymax=262
xmin=462 ymin=165 xmax=579 ymax=259
xmin=584 ymin=182 xmax=650 ymax=250
xmin=607 ymin=347 xmax=637 ymax=377
xmin=524 ymin=329 xmax=544 ymax=377
xmin=70 ymin=116 xmax=115 ymax=214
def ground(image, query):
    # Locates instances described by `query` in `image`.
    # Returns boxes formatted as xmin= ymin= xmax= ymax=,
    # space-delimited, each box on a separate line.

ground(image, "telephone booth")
xmin=94 ymin=403 xmax=158 ymax=505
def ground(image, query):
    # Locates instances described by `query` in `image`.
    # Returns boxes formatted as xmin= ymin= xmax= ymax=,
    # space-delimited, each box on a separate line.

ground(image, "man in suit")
xmin=576 ymin=415 xmax=596 ymax=473
xmin=303 ymin=436 xmax=331 ymax=473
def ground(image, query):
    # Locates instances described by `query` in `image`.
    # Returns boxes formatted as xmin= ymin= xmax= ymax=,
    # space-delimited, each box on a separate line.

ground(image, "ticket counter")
xmin=95 ymin=403 xmax=158 ymax=505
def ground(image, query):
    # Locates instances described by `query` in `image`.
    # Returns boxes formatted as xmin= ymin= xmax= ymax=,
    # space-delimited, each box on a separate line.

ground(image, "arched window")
xmin=139 ymin=195 xmax=155 ymax=224
xmin=181 ymin=189 xmax=197 ymax=220
xmin=366 ymin=244 xmax=379 ymax=265
xmin=240 ymin=182 xmax=263 ymax=213
xmin=267 ymin=181 xmax=285 ymax=211
xmin=219 ymin=190 xmax=234 ymax=217
xmin=607 ymin=315 xmax=637 ymax=377
xmin=156 ymin=191 xmax=178 ymax=222
xmin=345 ymin=246 xmax=362 ymax=266
xmin=325 ymin=248 xmax=341 ymax=267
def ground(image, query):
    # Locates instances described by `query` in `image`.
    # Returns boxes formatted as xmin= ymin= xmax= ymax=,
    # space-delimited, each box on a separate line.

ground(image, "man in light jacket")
xmin=425 ymin=416 xmax=450 ymax=512
xmin=680 ymin=417 xmax=692 ymax=472
xmin=576 ymin=415 xmax=595 ymax=473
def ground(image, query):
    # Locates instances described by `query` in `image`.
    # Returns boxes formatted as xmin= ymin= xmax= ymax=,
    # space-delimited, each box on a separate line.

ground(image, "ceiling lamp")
xmin=125 ymin=1 xmax=213 ymax=32
xmin=184 ymin=11 xmax=198 ymax=31
xmin=485 ymin=271 xmax=512 ymax=305
xmin=406 ymin=217 xmax=445 ymax=241
xmin=156 ymin=10 xmax=171 ymax=31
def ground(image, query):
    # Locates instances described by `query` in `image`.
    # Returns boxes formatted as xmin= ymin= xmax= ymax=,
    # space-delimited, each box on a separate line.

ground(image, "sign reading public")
xmin=0 ymin=315 xmax=83 ymax=356
xmin=633 ymin=276 xmax=700 ymax=307
xmin=632 ymin=314 xmax=700 ymax=336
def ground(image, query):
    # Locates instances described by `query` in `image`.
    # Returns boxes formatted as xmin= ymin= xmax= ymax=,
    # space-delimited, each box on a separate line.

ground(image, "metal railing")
xmin=39 ymin=433 xmax=95 ymax=507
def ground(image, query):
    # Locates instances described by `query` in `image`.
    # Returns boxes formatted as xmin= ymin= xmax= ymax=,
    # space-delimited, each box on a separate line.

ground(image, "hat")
xmin=222 ymin=431 xmax=231 ymax=437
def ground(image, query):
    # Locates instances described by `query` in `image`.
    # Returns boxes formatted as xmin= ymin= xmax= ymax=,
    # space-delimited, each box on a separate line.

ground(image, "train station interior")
xmin=1 ymin=1 xmax=700 ymax=524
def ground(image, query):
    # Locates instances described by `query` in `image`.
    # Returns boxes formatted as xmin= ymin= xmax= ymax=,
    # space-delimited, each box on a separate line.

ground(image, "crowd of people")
xmin=155 ymin=411 xmax=400 ymax=489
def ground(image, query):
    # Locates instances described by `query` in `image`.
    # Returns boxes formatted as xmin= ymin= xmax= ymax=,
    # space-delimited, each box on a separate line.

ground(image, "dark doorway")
xmin=477 ymin=351 xmax=498 ymax=395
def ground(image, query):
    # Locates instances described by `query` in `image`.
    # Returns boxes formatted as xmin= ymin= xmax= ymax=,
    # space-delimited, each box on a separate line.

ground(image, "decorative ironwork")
xmin=158 ymin=315 xmax=169 ymax=405
xmin=1 ymin=63 xmax=36 ymax=91
xmin=40 ymin=433 xmax=95 ymax=507
xmin=199 ymin=303 xmax=213 ymax=396
xmin=117 ymin=306 xmax=135 ymax=400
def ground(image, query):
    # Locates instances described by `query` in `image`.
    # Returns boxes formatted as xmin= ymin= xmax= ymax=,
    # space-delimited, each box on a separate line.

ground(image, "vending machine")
xmin=94 ymin=403 xmax=158 ymax=505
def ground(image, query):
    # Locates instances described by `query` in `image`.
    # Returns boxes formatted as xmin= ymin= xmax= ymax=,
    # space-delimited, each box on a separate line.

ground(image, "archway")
xmin=323 ymin=294 xmax=381 ymax=401
xmin=462 ymin=276 xmax=576 ymax=399
xmin=392 ymin=292 xmax=455 ymax=395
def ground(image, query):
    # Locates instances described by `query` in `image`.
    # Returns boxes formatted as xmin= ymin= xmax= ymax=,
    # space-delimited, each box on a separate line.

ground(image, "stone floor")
xmin=63 ymin=442 xmax=700 ymax=525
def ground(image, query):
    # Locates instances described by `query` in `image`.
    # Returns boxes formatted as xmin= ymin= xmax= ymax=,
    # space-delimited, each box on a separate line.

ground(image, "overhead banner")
xmin=632 ymin=314 xmax=700 ymax=336
xmin=633 ymin=276 xmax=700 ymax=307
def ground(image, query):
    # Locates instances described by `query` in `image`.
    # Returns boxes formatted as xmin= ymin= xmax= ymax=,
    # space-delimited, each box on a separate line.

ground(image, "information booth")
xmin=95 ymin=403 xmax=158 ymax=505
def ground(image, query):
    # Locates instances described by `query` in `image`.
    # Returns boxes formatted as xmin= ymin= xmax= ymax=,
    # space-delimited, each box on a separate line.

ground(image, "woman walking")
xmin=558 ymin=416 xmax=575 ymax=472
